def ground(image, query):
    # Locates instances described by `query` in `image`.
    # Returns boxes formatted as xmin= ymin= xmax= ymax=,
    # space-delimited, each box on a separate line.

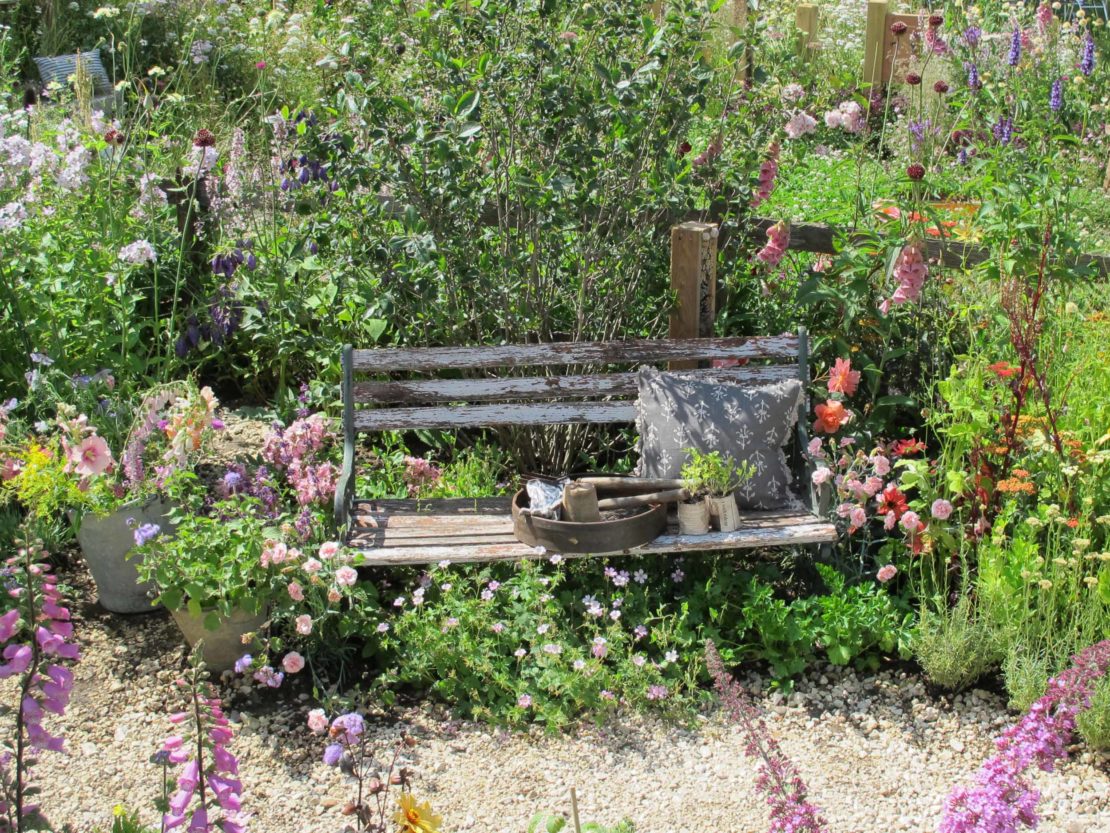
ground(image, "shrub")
xmin=915 ymin=597 xmax=1001 ymax=692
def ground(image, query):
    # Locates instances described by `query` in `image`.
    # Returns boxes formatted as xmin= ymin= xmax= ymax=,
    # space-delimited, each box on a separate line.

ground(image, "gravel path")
xmin=25 ymin=560 xmax=1110 ymax=833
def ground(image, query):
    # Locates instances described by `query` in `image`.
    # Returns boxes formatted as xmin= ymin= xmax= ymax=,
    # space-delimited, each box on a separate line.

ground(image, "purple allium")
xmin=706 ymin=641 xmax=829 ymax=833
xmin=1008 ymin=27 xmax=1021 ymax=67
xmin=132 ymin=522 xmax=161 ymax=547
xmin=938 ymin=640 xmax=1110 ymax=833
xmin=1080 ymin=34 xmax=1095 ymax=77
xmin=1050 ymin=77 xmax=1063 ymax=112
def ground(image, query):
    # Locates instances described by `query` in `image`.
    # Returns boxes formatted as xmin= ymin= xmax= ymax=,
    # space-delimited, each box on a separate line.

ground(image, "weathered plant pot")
xmin=708 ymin=493 xmax=742 ymax=533
xmin=677 ymin=499 xmax=711 ymax=536
xmin=74 ymin=497 xmax=175 ymax=614
xmin=170 ymin=605 xmax=269 ymax=674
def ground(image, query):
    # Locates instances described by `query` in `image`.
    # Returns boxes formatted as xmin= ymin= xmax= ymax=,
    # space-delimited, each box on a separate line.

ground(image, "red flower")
xmin=988 ymin=361 xmax=1019 ymax=378
xmin=928 ymin=14 xmax=943 ymax=28
xmin=891 ymin=439 xmax=926 ymax=456
xmin=907 ymin=163 xmax=926 ymax=181
xmin=813 ymin=400 xmax=849 ymax=434
xmin=193 ymin=129 xmax=216 ymax=148
xmin=906 ymin=73 xmax=922 ymax=86
xmin=876 ymin=484 xmax=909 ymax=518
xmin=1066 ymin=518 xmax=1079 ymax=529
xmin=890 ymin=21 xmax=908 ymax=36
xmin=827 ymin=357 xmax=861 ymax=396
xmin=934 ymin=80 xmax=949 ymax=94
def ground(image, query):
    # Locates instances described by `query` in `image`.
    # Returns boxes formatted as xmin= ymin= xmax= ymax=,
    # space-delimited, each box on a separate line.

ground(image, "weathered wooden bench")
xmin=334 ymin=329 xmax=837 ymax=565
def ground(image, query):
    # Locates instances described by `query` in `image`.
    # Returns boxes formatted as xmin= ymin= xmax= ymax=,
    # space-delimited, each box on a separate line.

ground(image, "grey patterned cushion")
xmin=635 ymin=367 xmax=803 ymax=509
xmin=34 ymin=51 xmax=113 ymax=95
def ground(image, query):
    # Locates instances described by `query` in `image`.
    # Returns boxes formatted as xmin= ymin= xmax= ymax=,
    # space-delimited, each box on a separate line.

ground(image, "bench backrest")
xmin=341 ymin=330 xmax=809 ymax=433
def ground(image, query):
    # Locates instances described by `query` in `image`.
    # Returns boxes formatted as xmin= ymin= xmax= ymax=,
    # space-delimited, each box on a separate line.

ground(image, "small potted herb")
xmin=133 ymin=500 xmax=282 ymax=672
xmin=680 ymin=450 xmax=754 ymax=533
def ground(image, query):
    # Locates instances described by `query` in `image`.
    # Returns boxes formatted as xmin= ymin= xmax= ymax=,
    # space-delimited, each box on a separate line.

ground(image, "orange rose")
xmin=813 ymin=400 xmax=848 ymax=434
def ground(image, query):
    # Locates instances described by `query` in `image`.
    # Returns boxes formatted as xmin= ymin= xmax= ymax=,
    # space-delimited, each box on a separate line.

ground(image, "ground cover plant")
xmin=0 ymin=0 xmax=1108 ymax=830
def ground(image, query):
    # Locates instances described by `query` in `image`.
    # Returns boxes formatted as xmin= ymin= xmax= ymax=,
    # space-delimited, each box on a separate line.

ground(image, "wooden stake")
xmin=570 ymin=787 xmax=582 ymax=833
xmin=795 ymin=3 xmax=818 ymax=59
xmin=668 ymin=221 xmax=718 ymax=370
xmin=862 ymin=0 xmax=890 ymax=89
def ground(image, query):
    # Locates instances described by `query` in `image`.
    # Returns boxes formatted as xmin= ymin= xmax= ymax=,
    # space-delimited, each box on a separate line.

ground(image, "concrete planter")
xmin=74 ymin=497 xmax=175 ymax=613
xmin=170 ymin=606 xmax=268 ymax=674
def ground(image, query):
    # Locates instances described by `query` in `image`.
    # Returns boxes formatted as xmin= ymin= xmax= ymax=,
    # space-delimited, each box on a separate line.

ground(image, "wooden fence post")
xmin=795 ymin=3 xmax=818 ymax=59
xmin=862 ymin=0 xmax=890 ymax=89
xmin=669 ymin=221 xmax=718 ymax=370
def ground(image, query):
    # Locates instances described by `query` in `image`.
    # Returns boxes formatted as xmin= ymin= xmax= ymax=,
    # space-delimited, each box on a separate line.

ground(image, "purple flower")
xmin=939 ymin=640 xmax=1110 ymax=833
xmin=646 ymin=684 xmax=669 ymax=700
xmin=993 ymin=116 xmax=1014 ymax=146
xmin=330 ymin=712 xmax=365 ymax=743
xmin=1008 ymin=27 xmax=1021 ymax=67
xmin=965 ymin=62 xmax=981 ymax=91
xmin=1080 ymin=34 xmax=1095 ymax=76
xmin=133 ymin=522 xmax=161 ymax=547
xmin=322 ymin=743 xmax=344 ymax=766
xmin=963 ymin=26 xmax=981 ymax=48
xmin=233 ymin=654 xmax=252 ymax=674
xmin=1050 ymin=78 xmax=1063 ymax=112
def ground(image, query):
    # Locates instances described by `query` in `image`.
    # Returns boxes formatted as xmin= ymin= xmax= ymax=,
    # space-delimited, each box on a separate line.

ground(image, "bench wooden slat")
xmin=351 ymin=335 xmax=799 ymax=373
xmin=352 ymin=365 xmax=796 ymax=405
xmin=350 ymin=519 xmax=838 ymax=565
xmin=353 ymin=401 xmax=637 ymax=431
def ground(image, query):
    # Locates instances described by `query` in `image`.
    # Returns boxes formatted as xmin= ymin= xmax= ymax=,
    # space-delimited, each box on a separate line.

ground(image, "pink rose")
xmin=931 ymin=499 xmax=953 ymax=520
xmin=877 ymin=564 xmax=898 ymax=583
xmin=295 ymin=614 xmax=313 ymax=635
xmin=899 ymin=511 xmax=922 ymax=533
xmin=287 ymin=582 xmax=304 ymax=602
xmin=307 ymin=708 xmax=327 ymax=733
xmin=282 ymin=652 xmax=305 ymax=674
xmin=335 ymin=566 xmax=357 ymax=587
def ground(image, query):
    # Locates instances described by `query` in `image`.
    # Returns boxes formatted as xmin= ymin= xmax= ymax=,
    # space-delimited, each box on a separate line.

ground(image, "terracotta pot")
xmin=677 ymin=499 xmax=711 ymax=535
xmin=74 ymin=497 xmax=175 ymax=613
xmin=170 ymin=605 xmax=268 ymax=673
xmin=708 ymin=493 xmax=742 ymax=532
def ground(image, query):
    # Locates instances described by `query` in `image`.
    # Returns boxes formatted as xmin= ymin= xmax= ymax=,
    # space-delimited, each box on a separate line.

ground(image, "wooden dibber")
xmin=597 ymin=488 xmax=691 ymax=511
xmin=562 ymin=482 xmax=601 ymax=523
xmin=576 ymin=476 xmax=684 ymax=492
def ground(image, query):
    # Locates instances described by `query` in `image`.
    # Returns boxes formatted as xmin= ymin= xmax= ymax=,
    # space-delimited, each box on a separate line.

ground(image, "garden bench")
xmin=335 ymin=330 xmax=837 ymax=565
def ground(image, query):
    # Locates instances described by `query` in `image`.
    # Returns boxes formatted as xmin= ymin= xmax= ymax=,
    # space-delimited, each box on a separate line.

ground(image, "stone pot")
xmin=74 ymin=497 xmax=175 ymax=614
xmin=708 ymin=493 xmax=742 ymax=533
xmin=677 ymin=498 xmax=711 ymax=536
xmin=170 ymin=605 xmax=269 ymax=674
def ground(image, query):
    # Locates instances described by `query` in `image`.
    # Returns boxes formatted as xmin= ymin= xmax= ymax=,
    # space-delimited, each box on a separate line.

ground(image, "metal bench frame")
xmin=334 ymin=329 xmax=837 ymax=565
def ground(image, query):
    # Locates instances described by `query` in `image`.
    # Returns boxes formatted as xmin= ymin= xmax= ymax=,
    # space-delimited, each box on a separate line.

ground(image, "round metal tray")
xmin=511 ymin=489 xmax=666 ymax=554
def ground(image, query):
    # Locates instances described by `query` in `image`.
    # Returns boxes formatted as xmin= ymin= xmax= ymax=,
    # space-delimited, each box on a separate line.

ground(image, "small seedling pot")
xmin=708 ymin=493 xmax=742 ymax=533
xmin=677 ymin=498 xmax=711 ymax=535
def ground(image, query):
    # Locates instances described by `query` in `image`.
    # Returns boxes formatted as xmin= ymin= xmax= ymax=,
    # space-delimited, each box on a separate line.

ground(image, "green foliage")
xmin=914 ymin=597 xmax=1001 ymax=692
xmin=1077 ymin=675 xmax=1110 ymax=752
xmin=680 ymin=449 xmax=754 ymax=498
xmin=529 ymin=812 xmax=636 ymax=833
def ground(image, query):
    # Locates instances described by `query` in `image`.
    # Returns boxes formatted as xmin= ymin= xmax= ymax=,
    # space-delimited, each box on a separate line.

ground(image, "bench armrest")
xmin=334 ymin=345 xmax=356 ymax=534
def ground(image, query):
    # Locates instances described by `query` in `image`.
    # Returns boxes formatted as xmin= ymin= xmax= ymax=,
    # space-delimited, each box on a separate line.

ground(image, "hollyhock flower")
xmin=931 ymin=499 xmax=953 ymax=520
xmin=827 ymin=358 xmax=860 ymax=396
xmin=71 ymin=435 xmax=112 ymax=477
xmin=335 ymin=566 xmax=357 ymax=587
xmin=307 ymin=709 xmax=328 ymax=733
xmin=295 ymin=615 xmax=313 ymax=635
xmin=877 ymin=564 xmax=897 ymax=582
xmin=282 ymin=652 xmax=305 ymax=673
xmin=813 ymin=401 xmax=849 ymax=434
xmin=784 ymin=111 xmax=817 ymax=139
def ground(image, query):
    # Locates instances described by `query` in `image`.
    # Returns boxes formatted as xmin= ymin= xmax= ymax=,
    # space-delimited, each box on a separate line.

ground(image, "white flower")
xmin=93 ymin=6 xmax=121 ymax=18
xmin=665 ymin=650 xmax=678 ymax=663
xmin=118 ymin=239 xmax=157 ymax=265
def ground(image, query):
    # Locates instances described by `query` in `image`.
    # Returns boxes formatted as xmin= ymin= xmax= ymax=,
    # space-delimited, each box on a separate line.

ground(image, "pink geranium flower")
xmin=72 ymin=435 xmax=112 ymax=477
